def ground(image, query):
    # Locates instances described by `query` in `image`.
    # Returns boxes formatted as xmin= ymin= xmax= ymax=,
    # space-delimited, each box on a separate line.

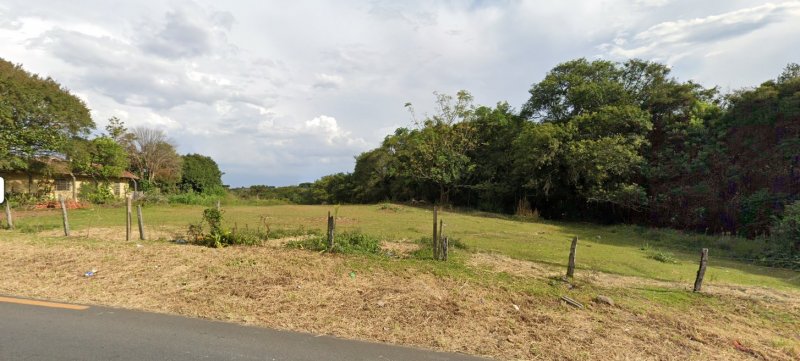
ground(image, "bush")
xmin=376 ymin=203 xmax=403 ymax=212
xmin=286 ymin=230 xmax=382 ymax=255
xmin=188 ymin=207 xmax=316 ymax=248
xmin=646 ymin=249 xmax=679 ymax=264
xmin=5 ymin=192 xmax=46 ymax=207
xmin=78 ymin=182 xmax=116 ymax=204
xmin=168 ymin=191 xmax=222 ymax=206
xmin=772 ymin=200 xmax=800 ymax=247
xmin=758 ymin=200 xmax=800 ymax=269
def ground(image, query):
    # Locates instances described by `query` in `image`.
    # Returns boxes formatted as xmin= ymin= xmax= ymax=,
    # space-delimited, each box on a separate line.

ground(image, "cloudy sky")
xmin=1 ymin=0 xmax=798 ymax=186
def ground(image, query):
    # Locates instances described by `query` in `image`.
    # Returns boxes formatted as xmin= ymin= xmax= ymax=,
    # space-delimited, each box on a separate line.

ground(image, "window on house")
xmin=55 ymin=179 xmax=71 ymax=191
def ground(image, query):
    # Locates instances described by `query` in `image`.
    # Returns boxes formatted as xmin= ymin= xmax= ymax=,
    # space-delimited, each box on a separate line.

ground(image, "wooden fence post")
xmin=566 ymin=236 xmax=578 ymax=278
xmin=126 ymin=196 xmax=132 ymax=241
xmin=693 ymin=248 xmax=709 ymax=292
xmin=441 ymin=236 xmax=448 ymax=261
xmin=216 ymin=199 xmax=221 ymax=211
xmin=59 ymin=196 xmax=70 ymax=237
xmin=4 ymin=201 xmax=13 ymax=230
xmin=432 ymin=206 xmax=439 ymax=259
xmin=137 ymin=205 xmax=146 ymax=240
xmin=326 ymin=211 xmax=335 ymax=251
xmin=438 ymin=219 xmax=445 ymax=261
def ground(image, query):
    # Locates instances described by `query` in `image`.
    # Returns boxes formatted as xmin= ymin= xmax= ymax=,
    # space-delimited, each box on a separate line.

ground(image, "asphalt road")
xmin=0 ymin=296 xmax=488 ymax=361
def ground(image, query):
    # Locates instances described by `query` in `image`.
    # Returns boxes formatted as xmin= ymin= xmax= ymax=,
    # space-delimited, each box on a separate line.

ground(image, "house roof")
xmin=6 ymin=157 xmax=139 ymax=180
xmin=120 ymin=170 xmax=139 ymax=180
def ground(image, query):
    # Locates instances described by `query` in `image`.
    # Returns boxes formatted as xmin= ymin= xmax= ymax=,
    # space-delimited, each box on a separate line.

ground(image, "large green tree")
xmin=67 ymin=136 xmax=130 ymax=179
xmin=179 ymin=153 xmax=224 ymax=194
xmin=518 ymin=59 xmax=654 ymax=220
xmin=0 ymin=58 xmax=94 ymax=188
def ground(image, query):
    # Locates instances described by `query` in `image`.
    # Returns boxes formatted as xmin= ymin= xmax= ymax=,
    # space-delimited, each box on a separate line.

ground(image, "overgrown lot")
xmin=1 ymin=204 xmax=798 ymax=360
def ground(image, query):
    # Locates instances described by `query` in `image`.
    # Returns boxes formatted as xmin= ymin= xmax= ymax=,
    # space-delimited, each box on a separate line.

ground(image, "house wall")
xmin=0 ymin=172 xmax=55 ymax=196
xmin=1 ymin=172 xmax=131 ymax=201
xmin=73 ymin=177 xmax=130 ymax=199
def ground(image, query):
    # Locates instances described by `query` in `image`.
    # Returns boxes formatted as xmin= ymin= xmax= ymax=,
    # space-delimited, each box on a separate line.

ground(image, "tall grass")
xmin=144 ymin=191 xmax=292 ymax=207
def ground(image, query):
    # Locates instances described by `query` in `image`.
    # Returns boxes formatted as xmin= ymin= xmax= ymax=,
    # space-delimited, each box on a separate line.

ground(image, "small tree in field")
xmin=402 ymin=90 xmax=477 ymax=204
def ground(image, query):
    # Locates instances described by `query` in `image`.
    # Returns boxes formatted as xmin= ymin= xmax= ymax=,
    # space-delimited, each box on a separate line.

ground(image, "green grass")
xmin=286 ymin=230 xmax=382 ymax=255
xmin=9 ymin=203 xmax=800 ymax=289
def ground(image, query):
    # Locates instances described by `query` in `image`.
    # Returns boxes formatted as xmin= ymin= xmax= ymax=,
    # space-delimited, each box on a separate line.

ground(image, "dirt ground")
xmin=0 ymin=234 xmax=798 ymax=360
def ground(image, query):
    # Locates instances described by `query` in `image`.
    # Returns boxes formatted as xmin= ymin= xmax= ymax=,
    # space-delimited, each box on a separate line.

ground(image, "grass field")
xmin=12 ymin=203 xmax=799 ymax=288
xmin=1 ymin=203 xmax=799 ymax=360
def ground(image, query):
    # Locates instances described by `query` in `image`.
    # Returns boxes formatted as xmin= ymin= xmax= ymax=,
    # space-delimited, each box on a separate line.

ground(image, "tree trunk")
xmin=439 ymin=185 xmax=450 ymax=205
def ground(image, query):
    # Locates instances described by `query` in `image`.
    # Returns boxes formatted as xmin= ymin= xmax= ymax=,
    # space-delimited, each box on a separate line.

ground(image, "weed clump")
xmin=188 ymin=207 xmax=313 ymax=248
xmin=377 ymin=203 xmax=403 ymax=212
xmin=286 ymin=230 xmax=382 ymax=255
xmin=647 ymin=249 xmax=679 ymax=264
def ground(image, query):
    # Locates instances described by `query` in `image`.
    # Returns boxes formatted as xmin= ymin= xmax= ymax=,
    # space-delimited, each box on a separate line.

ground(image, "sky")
xmin=1 ymin=0 xmax=799 ymax=187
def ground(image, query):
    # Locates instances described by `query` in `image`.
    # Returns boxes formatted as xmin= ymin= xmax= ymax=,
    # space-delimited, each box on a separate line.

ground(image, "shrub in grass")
xmin=190 ymin=207 xmax=259 ymax=247
xmin=449 ymin=238 xmax=469 ymax=250
xmin=286 ymin=230 xmax=382 ymax=255
xmin=647 ymin=249 xmax=679 ymax=264
xmin=188 ymin=207 xmax=318 ymax=248
xmin=376 ymin=203 xmax=402 ymax=212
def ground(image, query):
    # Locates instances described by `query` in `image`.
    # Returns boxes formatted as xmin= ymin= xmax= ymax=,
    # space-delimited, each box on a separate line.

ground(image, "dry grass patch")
xmin=380 ymin=240 xmax=421 ymax=258
xmin=37 ymin=226 xmax=183 ymax=242
xmin=0 ymin=235 xmax=798 ymax=360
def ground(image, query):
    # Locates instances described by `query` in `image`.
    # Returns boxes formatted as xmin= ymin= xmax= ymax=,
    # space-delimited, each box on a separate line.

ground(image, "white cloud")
xmin=603 ymin=2 xmax=800 ymax=62
xmin=1 ymin=0 xmax=798 ymax=186
xmin=312 ymin=73 xmax=344 ymax=89
xmin=635 ymin=0 xmax=674 ymax=7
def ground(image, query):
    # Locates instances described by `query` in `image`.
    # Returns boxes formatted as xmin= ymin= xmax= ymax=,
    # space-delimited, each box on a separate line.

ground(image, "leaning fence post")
xmin=4 ymin=201 xmax=13 ymax=230
xmin=693 ymin=248 xmax=709 ymax=292
xmin=441 ymin=236 xmax=449 ymax=261
xmin=566 ymin=236 xmax=578 ymax=278
xmin=126 ymin=196 xmax=132 ymax=241
xmin=137 ymin=205 xmax=146 ymax=240
xmin=432 ymin=206 xmax=439 ymax=259
xmin=59 ymin=196 xmax=70 ymax=236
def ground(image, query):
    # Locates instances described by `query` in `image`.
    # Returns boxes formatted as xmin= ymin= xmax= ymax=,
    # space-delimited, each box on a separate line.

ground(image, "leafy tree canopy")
xmin=0 ymin=58 xmax=93 ymax=171
xmin=179 ymin=153 xmax=224 ymax=195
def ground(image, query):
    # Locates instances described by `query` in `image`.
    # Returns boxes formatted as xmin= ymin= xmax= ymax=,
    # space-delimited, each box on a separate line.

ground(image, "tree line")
xmin=239 ymin=59 xmax=799 ymax=246
xmin=0 ymin=58 xmax=224 ymax=203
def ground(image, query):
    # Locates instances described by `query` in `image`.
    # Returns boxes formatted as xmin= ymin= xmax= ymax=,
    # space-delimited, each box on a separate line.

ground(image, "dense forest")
xmin=237 ymin=59 xmax=800 ymax=246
